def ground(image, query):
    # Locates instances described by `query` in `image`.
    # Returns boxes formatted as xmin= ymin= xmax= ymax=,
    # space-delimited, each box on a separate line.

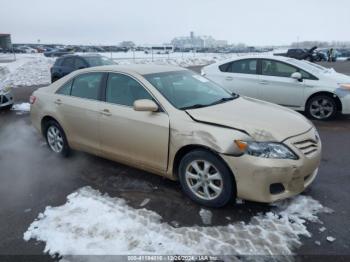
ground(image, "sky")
xmin=0 ymin=0 xmax=349 ymax=46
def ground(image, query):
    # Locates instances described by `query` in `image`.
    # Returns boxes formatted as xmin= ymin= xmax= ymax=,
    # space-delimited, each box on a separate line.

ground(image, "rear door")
xmin=54 ymin=72 xmax=104 ymax=154
xmin=97 ymin=72 xmax=169 ymax=172
xmin=215 ymin=59 xmax=259 ymax=98
xmin=257 ymin=59 xmax=305 ymax=107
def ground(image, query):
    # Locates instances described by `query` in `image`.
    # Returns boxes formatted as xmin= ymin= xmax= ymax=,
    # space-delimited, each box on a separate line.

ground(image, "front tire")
xmin=178 ymin=149 xmax=236 ymax=207
xmin=306 ymin=95 xmax=337 ymax=120
xmin=44 ymin=120 xmax=70 ymax=157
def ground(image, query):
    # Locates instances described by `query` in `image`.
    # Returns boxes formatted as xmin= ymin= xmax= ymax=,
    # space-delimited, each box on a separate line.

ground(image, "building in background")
xmin=171 ymin=32 xmax=227 ymax=49
xmin=0 ymin=34 xmax=12 ymax=50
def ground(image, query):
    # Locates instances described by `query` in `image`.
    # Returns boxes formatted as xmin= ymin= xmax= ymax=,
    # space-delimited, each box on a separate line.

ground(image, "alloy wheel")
xmin=185 ymin=160 xmax=223 ymax=200
xmin=47 ymin=126 xmax=64 ymax=153
xmin=310 ymin=98 xmax=335 ymax=120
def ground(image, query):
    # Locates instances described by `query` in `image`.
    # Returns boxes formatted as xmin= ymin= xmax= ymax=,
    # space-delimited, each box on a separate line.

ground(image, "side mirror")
xmin=291 ymin=72 xmax=302 ymax=81
xmin=133 ymin=99 xmax=159 ymax=112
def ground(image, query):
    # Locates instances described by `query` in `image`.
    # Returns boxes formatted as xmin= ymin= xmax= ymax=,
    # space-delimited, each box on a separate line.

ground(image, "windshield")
xmin=84 ymin=56 xmax=116 ymax=66
xmin=144 ymin=70 xmax=237 ymax=110
xmin=288 ymin=58 xmax=328 ymax=74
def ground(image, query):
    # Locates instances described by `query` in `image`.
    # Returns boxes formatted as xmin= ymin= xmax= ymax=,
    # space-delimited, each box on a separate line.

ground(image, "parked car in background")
xmin=30 ymin=64 xmax=321 ymax=207
xmin=315 ymin=49 xmax=328 ymax=61
xmin=275 ymin=46 xmax=320 ymax=62
xmin=44 ymin=48 xmax=74 ymax=57
xmin=202 ymin=55 xmax=350 ymax=120
xmin=274 ymin=46 xmax=328 ymax=62
xmin=17 ymin=46 xmax=38 ymax=53
xmin=0 ymin=85 xmax=14 ymax=109
xmin=13 ymin=47 xmax=26 ymax=53
xmin=50 ymin=54 xmax=116 ymax=82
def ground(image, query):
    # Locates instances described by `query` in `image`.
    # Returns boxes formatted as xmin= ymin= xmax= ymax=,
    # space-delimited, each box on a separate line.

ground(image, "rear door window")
xmin=226 ymin=59 xmax=257 ymax=74
xmin=71 ymin=73 xmax=103 ymax=100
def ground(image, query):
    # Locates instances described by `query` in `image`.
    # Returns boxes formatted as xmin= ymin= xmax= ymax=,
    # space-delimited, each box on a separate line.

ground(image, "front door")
xmin=257 ymin=59 xmax=305 ymax=108
xmin=98 ymin=72 xmax=169 ymax=172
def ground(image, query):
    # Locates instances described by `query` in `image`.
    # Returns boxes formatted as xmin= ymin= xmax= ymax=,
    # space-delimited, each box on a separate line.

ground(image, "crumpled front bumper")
xmin=221 ymin=128 xmax=321 ymax=203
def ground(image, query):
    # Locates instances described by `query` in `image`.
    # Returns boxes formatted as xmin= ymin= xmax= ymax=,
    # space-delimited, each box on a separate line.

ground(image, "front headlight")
xmin=235 ymin=140 xmax=298 ymax=160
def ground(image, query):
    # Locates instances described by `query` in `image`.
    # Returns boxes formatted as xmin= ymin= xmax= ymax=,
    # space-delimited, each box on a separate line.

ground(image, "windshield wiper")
xmin=180 ymin=94 xmax=239 ymax=110
xmin=208 ymin=95 xmax=237 ymax=106
xmin=180 ymin=104 xmax=209 ymax=110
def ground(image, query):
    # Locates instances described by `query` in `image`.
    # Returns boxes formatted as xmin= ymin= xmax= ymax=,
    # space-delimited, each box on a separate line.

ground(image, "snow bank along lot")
xmin=0 ymin=54 xmax=54 ymax=89
xmin=23 ymin=186 xmax=332 ymax=260
xmin=0 ymin=52 xmax=265 ymax=92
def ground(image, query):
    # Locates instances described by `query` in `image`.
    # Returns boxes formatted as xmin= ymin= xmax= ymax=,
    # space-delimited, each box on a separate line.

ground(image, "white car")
xmin=202 ymin=55 xmax=350 ymax=120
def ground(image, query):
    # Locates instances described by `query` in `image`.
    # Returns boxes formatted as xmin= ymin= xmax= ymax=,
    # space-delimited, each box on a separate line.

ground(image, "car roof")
xmin=78 ymin=64 xmax=186 ymax=75
xmin=211 ymin=54 xmax=293 ymax=66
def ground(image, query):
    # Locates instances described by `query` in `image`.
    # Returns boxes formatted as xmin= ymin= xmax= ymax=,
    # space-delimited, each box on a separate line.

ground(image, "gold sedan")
xmin=30 ymin=65 xmax=321 ymax=207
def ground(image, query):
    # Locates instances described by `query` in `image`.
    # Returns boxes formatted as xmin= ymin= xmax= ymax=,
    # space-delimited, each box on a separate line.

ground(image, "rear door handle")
xmin=225 ymin=76 xmax=233 ymax=81
xmin=259 ymin=80 xmax=269 ymax=85
xmin=101 ymin=109 xmax=112 ymax=116
xmin=54 ymin=99 xmax=62 ymax=105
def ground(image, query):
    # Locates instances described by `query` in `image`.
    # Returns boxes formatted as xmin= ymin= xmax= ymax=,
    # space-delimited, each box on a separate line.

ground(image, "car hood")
xmin=323 ymin=70 xmax=350 ymax=83
xmin=186 ymin=97 xmax=313 ymax=142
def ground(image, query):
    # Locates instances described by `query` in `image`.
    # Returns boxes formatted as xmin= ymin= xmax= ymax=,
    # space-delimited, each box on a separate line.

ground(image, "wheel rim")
xmin=47 ymin=126 xmax=64 ymax=153
xmin=310 ymin=98 xmax=334 ymax=119
xmin=185 ymin=160 xmax=223 ymax=200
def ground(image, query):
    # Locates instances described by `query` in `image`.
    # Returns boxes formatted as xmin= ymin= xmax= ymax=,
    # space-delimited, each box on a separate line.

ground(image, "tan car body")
xmin=31 ymin=65 xmax=321 ymax=203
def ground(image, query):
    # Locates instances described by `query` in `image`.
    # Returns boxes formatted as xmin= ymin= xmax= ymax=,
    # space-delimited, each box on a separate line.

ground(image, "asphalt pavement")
xmin=0 ymin=61 xmax=349 ymax=261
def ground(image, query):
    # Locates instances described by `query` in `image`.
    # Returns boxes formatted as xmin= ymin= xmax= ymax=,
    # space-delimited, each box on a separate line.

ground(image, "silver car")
xmin=0 ymin=86 xmax=14 ymax=108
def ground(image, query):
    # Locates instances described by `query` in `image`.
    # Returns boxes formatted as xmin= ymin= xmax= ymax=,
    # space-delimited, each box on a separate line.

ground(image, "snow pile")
xmin=24 ymin=186 xmax=331 ymax=258
xmin=0 ymin=57 xmax=53 ymax=88
xmin=11 ymin=103 xmax=30 ymax=112
xmin=113 ymin=52 xmax=267 ymax=67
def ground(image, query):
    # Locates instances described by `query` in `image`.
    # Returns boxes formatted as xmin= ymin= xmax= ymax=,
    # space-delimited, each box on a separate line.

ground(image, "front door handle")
xmin=259 ymin=80 xmax=269 ymax=85
xmin=54 ymin=99 xmax=62 ymax=105
xmin=101 ymin=109 xmax=112 ymax=116
xmin=225 ymin=76 xmax=233 ymax=81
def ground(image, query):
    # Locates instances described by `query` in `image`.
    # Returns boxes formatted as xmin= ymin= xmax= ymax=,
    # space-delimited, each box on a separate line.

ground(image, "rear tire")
xmin=44 ymin=120 xmax=70 ymax=157
xmin=306 ymin=94 xmax=337 ymax=120
xmin=178 ymin=149 xmax=236 ymax=208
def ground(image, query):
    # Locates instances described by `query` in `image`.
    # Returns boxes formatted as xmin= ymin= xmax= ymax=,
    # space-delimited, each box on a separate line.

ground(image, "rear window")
xmin=84 ymin=56 xmax=115 ymax=66
xmin=54 ymin=58 xmax=63 ymax=66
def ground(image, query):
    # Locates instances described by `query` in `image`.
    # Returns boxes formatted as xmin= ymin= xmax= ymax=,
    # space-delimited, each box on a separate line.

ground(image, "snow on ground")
xmin=24 ymin=186 xmax=331 ymax=260
xmin=199 ymin=208 xmax=213 ymax=225
xmin=11 ymin=102 xmax=30 ymax=112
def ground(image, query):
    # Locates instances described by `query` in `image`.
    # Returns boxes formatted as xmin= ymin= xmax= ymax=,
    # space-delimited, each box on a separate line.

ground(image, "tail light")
xmin=29 ymin=95 xmax=37 ymax=104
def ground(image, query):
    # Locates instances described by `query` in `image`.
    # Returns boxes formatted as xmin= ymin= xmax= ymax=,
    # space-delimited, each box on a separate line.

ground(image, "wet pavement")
xmin=1 ymin=63 xmax=350 ymax=260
